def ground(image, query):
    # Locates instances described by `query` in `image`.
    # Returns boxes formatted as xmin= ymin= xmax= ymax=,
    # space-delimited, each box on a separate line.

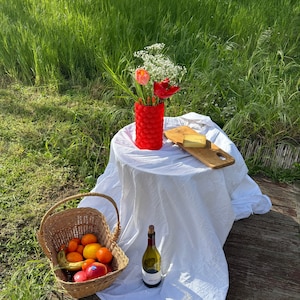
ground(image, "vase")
xmin=134 ymin=102 xmax=165 ymax=150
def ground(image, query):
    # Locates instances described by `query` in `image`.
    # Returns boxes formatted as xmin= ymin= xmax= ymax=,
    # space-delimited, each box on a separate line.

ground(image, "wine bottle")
xmin=142 ymin=225 xmax=162 ymax=287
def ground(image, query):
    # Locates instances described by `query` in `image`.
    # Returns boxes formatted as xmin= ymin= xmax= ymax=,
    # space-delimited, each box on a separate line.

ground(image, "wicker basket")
xmin=37 ymin=192 xmax=129 ymax=299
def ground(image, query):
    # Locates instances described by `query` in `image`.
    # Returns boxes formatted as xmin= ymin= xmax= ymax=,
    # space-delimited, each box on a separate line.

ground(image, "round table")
xmin=79 ymin=113 xmax=271 ymax=300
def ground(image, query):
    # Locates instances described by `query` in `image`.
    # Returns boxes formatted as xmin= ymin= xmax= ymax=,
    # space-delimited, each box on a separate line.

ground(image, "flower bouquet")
xmin=104 ymin=43 xmax=187 ymax=149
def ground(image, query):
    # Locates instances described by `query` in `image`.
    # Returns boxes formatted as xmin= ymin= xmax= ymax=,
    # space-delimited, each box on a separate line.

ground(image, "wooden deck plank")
xmin=224 ymin=176 xmax=300 ymax=300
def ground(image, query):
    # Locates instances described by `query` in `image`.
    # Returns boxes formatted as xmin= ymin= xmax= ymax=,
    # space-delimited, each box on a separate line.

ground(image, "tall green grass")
xmin=1 ymin=0 xmax=299 ymax=180
xmin=0 ymin=0 xmax=299 ymax=167
xmin=1 ymin=0 xmax=299 ymax=84
xmin=0 ymin=1 xmax=299 ymax=164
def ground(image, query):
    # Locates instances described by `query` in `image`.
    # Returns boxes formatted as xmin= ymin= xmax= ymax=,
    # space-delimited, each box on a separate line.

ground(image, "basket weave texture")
xmin=37 ymin=192 xmax=129 ymax=299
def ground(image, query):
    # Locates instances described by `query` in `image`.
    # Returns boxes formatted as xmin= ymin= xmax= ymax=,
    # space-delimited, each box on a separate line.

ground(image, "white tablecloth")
xmin=78 ymin=113 xmax=271 ymax=300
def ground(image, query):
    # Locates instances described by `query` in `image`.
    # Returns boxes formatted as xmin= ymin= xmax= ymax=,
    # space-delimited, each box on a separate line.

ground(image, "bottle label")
xmin=142 ymin=268 xmax=162 ymax=285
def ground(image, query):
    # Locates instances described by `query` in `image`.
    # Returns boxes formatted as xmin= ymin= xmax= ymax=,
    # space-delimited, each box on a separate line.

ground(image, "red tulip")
xmin=135 ymin=69 xmax=150 ymax=85
xmin=154 ymin=78 xmax=180 ymax=99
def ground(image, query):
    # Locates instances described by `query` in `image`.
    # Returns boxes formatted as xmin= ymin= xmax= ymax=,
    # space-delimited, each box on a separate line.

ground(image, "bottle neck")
xmin=147 ymin=233 xmax=156 ymax=247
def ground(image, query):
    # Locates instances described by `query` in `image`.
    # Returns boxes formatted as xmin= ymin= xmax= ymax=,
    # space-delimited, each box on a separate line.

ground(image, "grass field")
xmin=0 ymin=0 xmax=299 ymax=298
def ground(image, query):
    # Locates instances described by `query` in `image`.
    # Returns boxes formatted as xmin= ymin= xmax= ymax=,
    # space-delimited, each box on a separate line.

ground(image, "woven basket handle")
xmin=39 ymin=192 xmax=121 ymax=243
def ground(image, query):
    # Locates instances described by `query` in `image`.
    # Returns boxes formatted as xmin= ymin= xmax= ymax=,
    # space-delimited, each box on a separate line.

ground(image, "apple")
xmin=85 ymin=262 xmax=107 ymax=280
xmin=73 ymin=270 xmax=87 ymax=282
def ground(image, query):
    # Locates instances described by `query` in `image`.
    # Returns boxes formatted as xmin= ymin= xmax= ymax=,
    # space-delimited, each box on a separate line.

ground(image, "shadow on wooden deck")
xmin=224 ymin=176 xmax=300 ymax=299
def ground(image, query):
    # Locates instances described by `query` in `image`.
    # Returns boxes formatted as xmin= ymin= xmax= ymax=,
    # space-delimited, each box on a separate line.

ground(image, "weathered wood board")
xmin=224 ymin=177 xmax=300 ymax=299
xmin=164 ymin=126 xmax=235 ymax=169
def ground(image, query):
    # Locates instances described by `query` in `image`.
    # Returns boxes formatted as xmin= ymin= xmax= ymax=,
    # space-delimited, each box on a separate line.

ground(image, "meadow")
xmin=0 ymin=0 xmax=299 ymax=298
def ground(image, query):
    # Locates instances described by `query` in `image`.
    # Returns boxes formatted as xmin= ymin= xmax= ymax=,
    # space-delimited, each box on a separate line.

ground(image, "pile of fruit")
xmin=57 ymin=233 xmax=114 ymax=282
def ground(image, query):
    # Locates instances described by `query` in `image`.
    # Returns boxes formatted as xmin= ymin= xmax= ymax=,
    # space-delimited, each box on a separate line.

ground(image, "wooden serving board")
xmin=164 ymin=126 xmax=235 ymax=169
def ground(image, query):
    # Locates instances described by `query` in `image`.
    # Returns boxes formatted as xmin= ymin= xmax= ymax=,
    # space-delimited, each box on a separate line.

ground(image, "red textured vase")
xmin=134 ymin=102 xmax=164 ymax=150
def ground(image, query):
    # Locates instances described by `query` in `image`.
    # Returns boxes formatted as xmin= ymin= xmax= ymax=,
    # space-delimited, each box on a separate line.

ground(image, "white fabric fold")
xmin=78 ymin=112 xmax=271 ymax=299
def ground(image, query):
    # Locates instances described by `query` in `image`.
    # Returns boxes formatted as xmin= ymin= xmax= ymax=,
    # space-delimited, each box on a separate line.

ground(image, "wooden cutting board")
xmin=164 ymin=126 xmax=235 ymax=169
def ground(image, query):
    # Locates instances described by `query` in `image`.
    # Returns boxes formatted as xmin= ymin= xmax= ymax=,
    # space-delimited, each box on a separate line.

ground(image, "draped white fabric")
xmin=78 ymin=113 xmax=271 ymax=300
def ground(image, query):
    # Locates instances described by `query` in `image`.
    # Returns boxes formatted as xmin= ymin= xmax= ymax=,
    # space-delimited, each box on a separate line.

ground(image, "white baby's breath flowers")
xmin=133 ymin=43 xmax=187 ymax=85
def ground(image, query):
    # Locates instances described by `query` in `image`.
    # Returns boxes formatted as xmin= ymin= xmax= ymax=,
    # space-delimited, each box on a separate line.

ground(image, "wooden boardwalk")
xmin=76 ymin=176 xmax=300 ymax=300
xmin=224 ymin=176 xmax=300 ymax=300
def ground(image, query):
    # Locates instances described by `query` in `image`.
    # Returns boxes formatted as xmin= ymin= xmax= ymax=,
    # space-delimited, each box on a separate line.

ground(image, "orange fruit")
xmin=72 ymin=238 xmax=81 ymax=244
xmin=81 ymin=233 xmax=98 ymax=246
xmin=82 ymin=242 xmax=102 ymax=259
xmin=67 ymin=239 xmax=79 ymax=252
xmin=82 ymin=258 xmax=96 ymax=271
xmin=66 ymin=251 xmax=84 ymax=262
xmin=96 ymin=247 xmax=113 ymax=264
xmin=76 ymin=244 xmax=84 ymax=255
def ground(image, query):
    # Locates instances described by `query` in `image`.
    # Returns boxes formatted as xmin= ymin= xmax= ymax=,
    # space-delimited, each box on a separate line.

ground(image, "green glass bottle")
xmin=142 ymin=225 xmax=162 ymax=287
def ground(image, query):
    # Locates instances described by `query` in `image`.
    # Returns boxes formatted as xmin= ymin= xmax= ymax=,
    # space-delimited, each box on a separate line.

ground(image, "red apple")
xmin=85 ymin=262 xmax=107 ymax=280
xmin=73 ymin=270 xmax=88 ymax=282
